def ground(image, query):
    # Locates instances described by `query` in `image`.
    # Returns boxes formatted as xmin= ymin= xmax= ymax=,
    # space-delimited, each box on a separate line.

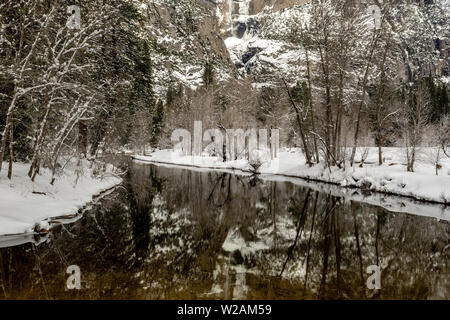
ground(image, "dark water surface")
xmin=0 ymin=162 xmax=448 ymax=299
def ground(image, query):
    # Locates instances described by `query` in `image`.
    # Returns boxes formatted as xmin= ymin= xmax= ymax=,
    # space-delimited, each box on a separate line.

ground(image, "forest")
xmin=0 ymin=1 xmax=448 ymax=207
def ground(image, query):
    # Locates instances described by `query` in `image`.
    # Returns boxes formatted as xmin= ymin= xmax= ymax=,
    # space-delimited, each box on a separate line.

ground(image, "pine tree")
xmin=89 ymin=0 xmax=154 ymax=156
xmin=202 ymin=61 xmax=214 ymax=87
xmin=150 ymin=100 xmax=165 ymax=148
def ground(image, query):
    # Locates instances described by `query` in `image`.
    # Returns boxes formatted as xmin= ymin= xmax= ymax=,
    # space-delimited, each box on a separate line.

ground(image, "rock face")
xmin=139 ymin=0 xmax=234 ymax=95
xmin=250 ymin=0 xmax=301 ymax=14
xmin=213 ymin=0 xmax=450 ymax=87
xmin=396 ymin=1 xmax=450 ymax=83
xmin=141 ymin=0 xmax=449 ymax=94
xmin=216 ymin=0 xmax=307 ymax=37
xmin=215 ymin=0 xmax=311 ymax=86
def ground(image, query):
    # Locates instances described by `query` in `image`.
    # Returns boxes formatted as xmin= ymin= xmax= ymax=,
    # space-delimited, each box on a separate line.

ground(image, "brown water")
xmin=0 ymin=162 xmax=448 ymax=300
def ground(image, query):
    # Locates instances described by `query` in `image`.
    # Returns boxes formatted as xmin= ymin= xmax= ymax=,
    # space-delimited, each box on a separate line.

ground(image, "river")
xmin=0 ymin=161 xmax=448 ymax=299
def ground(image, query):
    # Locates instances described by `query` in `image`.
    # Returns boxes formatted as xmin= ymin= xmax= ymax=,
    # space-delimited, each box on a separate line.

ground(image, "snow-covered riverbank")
xmin=0 ymin=163 xmax=122 ymax=236
xmin=133 ymin=147 xmax=450 ymax=208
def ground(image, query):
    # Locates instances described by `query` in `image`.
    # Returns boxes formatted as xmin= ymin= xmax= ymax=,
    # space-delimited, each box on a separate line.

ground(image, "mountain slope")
xmin=213 ymin=0 xmax=449 ymax=87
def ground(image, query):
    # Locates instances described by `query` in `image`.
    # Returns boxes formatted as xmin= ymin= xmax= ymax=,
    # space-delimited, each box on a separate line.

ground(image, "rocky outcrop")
xmin=140 ymin=0 xmax=449 ymax=94
xmin=140 ymin=0 xmax=234 ymax=95
xmin=215 ymin=0 xmax=307 ymax=37
xmin=214 ymin=0 xmax=310 ymax=86
xmin=250 ymin=0 xmax=306 ymax=15
xmin=213 ymin=0 xmax=449 ymax=88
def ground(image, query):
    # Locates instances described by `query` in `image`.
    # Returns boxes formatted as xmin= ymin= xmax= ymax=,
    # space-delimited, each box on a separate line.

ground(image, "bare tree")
xmin=400 ymin=80 xmax=431 ymax=172
xmin=424 ymin=117 xmax=449 ymax=175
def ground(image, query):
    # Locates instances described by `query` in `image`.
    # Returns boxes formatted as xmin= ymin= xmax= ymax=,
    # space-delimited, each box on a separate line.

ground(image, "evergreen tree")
xmin=89 ymin=0 xmax=154 ymax=156
xmin=150 ymin=100 xmax=165 ymax=148
xmin=424 ymin=76 xmax=449 ymax=122
xmin=202 ymin=60 xmax=214 ymax=87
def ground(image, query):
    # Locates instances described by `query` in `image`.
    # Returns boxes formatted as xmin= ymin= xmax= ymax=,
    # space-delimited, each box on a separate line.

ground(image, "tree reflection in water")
xmin=0 ymin=162 xmax=448 ymax=299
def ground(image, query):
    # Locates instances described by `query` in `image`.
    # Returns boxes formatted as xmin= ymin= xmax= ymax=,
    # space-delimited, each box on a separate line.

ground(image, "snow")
xmin=133 ymin=147 xmax=450 ymax=221
xmin=224 ymin=36 xmax=244 ymax=48
xmin=222 ymin=3 xmax=312 ymax=86
xmin=0 ymin=162 xmax=122 ymax=236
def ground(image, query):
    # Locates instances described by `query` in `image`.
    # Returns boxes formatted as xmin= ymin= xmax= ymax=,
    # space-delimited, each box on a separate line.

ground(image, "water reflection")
xmin=0 ymin=162 xmax=448 ymax=300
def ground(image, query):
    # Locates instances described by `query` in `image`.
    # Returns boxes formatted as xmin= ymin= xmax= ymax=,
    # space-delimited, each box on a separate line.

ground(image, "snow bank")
xmin=133 ymin=148 xmax=450 ymax=221
xmin=0 ymin=162 xmax=122 ymax=236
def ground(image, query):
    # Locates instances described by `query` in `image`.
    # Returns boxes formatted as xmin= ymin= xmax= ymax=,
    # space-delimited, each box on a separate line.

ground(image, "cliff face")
xmin=140 ymin=0 xmax=309 ymax=94
xmin=397 ymin=1 xmax=449 ymax=82
xmin=215 ymin=0 xmax=307 ymax=37
xmin=212 ymin=0 xmax=449 ymax=87
xmin=214 ymin=0 xmax=311 ymax=86
xmin=140 ymin=0 xmax=449 ymax=94
xmin=139 ymin=0 xmax=234 ymax=95
xmin=250 ymin=0 xmax=303 ymax=14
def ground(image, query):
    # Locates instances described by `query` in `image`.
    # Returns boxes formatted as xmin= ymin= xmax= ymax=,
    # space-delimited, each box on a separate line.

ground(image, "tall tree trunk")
xmin=350 ymin=32 xmax=380 ymax=166
xmin=282 ymin=78 xmax=313 ymax=166
xmin=0 ymin=93 xmax=18 ymax=172
xmin=304 ymin=37 xmax=319 ymax=163
xmin=7 ymin=122 xmax=13 ymax=180
xmin=376 ymin=42 xmax=389 ymax=165
xmin=334 ymin=69 xmax=345 ymax=161
xmin=317 ymin=37 xmax=333 ymax=164
xmin=78 ymin=120 xmax=88 ymax=158
xmin=0 ymin=121 xmax=10 ymax=173
xmin=28 ymin=90 xmax=52 ymax=179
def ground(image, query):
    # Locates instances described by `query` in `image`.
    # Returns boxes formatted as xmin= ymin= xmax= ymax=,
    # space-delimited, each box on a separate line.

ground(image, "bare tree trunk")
xmin=376 ymin=42 xmax=389 ymax=165
xmin=304 ymin=41 xmax=319 ymax=163
xmin=7 ymin=122 xmax=14 ymax=180
xmin=318 ymin=43 xmax=333 ymax=163
xmin=334 ymin=69 xmax=345 ymax=161
xmin=410 ymin=144 xmax=416 ymax=172
xmin=0 ymin=121 xmax=10 ymax=173
xmin=78 ymin=120 xmax=88 ymax=158
xmin=28 ymin=91 xmax=52 ymax=179
xmin=312 ymin=4 xmax=334 ymax=164
xmin=0 ymin=94 xmax=18 ymax=172
xmin=350 ymin=32 xmax=380 ymax=166
xmin=282 ymin=78 xmax=313 ymax=166
xmin=405 ymin=133 xmax=411 ymax=171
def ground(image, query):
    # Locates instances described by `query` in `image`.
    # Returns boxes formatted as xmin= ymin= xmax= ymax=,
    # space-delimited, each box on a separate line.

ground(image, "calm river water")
xmin=0 ymin=161 xmax=448 ymax=299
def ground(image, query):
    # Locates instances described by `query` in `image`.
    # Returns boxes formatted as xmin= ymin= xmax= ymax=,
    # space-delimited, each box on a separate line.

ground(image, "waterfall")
xmin=228 ymin=0 xmax=253 ymax=38
xmin=228 ymin=0 xmax=234 ymax=36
